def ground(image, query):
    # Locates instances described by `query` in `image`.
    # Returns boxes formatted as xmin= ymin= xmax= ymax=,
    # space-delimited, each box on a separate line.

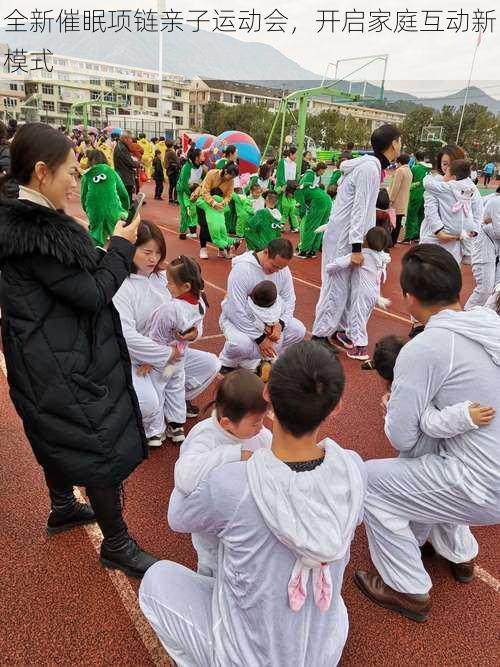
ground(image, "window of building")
xmin=4 ymin=97 xmax=16 ymax=108
xmin=244 ymin=96 xmax=253 ymax=104
xmin=9 ymin=83 xmax=18 ymax=91
xmin=174 ymin=89 xmax=181 ymax=97
xmin=134 ymin=82 xmax=143 ymax=91
xmin=85 ymin=63 xmax=93 ymax=70
xmin=223 ymin=93 xmax=232 ymax=103
xmin=172 ymin=101 xmax=183 ymax=112
xmin=105 ymin=79 xmax=114 ymax=87
xmin=173 ymin=116 xmax=183 ymax=125
xmin=42 ymin=84 xmax=54 ymax=95
xmin=148 ymin=98 xmax=157 ymax=108
xmin=233 ymin=95 xmax=242 ymax=104
xmin=91 ymin=91 xmax=101 ymax=100
xmin=25 ymin=83 xmax=38 ymax=95
xmin=59 ymin=102 xmax=71 ymax=113
xmin=90 ymin=78 xmax=100 ymax=86
xmin=42 ymin=100 xmax=55 ymax=111
xmin=189 ymin=104 xmax=196 ymax=113
xmin=210 ymin=92 xmax=221 ymax=102
xmin=147 ymin=83 xmax=159 ymax=94
xmin=134 ymin=96 xmax=143 ymax=106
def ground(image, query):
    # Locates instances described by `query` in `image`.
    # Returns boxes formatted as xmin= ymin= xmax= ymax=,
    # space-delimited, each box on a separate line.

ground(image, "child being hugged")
xmin=146 ymin=256 xmax=209 ymax=443
xmin=372 ymin=335 xmax=496 ymax=459
xmin=244 ymin=190 xmax=283 ymax=251
xmin=328 ymin=227 xmax=392 ymax=361
xmin=174 ymin=370 xmax=272 ymax=575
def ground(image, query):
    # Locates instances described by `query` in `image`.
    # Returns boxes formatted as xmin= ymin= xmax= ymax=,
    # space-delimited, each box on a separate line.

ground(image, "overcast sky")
xmin=4 ymin=1 xmax=499 ymax=98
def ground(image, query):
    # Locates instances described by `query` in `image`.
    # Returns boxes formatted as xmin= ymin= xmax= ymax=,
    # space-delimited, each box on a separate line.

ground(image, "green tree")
xmin=400 ymin=106 xmax=435 ymax=153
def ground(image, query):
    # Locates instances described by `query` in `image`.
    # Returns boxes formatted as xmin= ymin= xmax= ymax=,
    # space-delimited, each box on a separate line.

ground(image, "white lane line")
xmin=159 ymin=225 xmax=412 ymax=325
xmin=0 ymin=350 xmax=171 ymax=666
xmin=476 ymin=565 xmax=500 ymax=592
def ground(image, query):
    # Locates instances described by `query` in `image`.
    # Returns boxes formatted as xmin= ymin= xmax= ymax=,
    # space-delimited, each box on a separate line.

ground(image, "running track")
xmin=0 ymin=182 xmax=498 ymax=665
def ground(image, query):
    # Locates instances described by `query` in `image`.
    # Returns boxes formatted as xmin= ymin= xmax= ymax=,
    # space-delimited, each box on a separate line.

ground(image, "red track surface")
xmin=1 ymin=182 xmax=498 ymax=665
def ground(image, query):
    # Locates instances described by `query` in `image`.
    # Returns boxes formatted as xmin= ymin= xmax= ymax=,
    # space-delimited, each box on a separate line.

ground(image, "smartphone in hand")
xmin=125 ymin=192 xmax=146 ymax=226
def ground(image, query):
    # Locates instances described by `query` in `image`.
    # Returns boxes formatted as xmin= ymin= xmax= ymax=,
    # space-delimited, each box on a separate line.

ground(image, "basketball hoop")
xmin=420 ymin=126 xmax=446 ymax=146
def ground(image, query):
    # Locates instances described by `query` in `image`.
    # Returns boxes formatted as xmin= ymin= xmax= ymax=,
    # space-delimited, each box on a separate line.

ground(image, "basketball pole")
xmin=456 ymin=34 xmax=481 ymax=144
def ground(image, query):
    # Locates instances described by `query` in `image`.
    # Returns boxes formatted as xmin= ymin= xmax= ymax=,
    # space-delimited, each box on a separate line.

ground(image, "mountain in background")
xmin=1 ymin=21 xmax=498 ymax=114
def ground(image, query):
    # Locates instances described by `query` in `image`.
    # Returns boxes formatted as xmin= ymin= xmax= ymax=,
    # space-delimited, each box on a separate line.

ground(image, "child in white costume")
xmin=327 ymin=227 xmax=391 ymax=361
xmin=421 ymin=160 xmax=483 ymax=263
xmin=145 ymin=256 xmax=209 ymax=444
xmin=174 ymin=370 xmax=272 ymax=576
xmin=372 ymin=334 xmax=496 ymax=459
xmin=465 ymin=189 xmax=500 ymax=309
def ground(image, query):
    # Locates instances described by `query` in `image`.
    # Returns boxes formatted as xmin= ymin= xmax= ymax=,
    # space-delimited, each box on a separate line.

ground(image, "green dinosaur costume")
xmin=80 ymin=164 xmax=130 ymax=247
xmin=245 ymin=208 xmax=284 ymax=251
xmin=196 ymin=195 xmax=233 ymax=250
xmin=177 ymin=160 xmax=204 ymax=234
xmin=278 ymin=192 xmax=299 ymax=231
xmin=298 ymin=186 xmax=332 ymax=254
xmin=404 ymin=162 xmax=432 ymax=241
xmin=328 ymin=169 xmax=342 ymax=186
xmin=232 ymin=192 xmax=255 ymax=237
xmin=244 ymin=174 xmax=274 ymax=195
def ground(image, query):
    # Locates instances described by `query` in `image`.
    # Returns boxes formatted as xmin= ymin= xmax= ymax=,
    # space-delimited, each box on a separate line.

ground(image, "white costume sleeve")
xmin=113 ymin=284 xmax=172 ymax=368
xmin=423 ymin=174 xmax=450 ymax=195
xmin=326 ymin=254 xmax=352 ymax=275
xmin=349 ymin=164 xmax=379 ymax=246
xmin=148 ymin=302 xmax=176 ymax=346
xmin=423 ymin=192 xmax=444 ymax=235
xmin=168 ymin=469 xmax=240 ymax=535
xmin=385 ymin=335 xmax=450 ymax=452
xmin=470 ymin=190 xmax=484 ymax=235
xmin=225 ymin=263 xmax=262 ymax=338
xmin=175 ymin=441 xmax=242 ymax=496
xmin=420 ymin=400 xmax=477 ymax=438
xmin=278 ymin=267 xmax=296 ymax=326
xmin=484 ymin=197 xmax=500 ymax=241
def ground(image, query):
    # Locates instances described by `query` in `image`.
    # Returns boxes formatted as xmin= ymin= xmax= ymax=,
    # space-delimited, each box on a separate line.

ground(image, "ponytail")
xmin=169 ymin=255 xmax=210 ymax=312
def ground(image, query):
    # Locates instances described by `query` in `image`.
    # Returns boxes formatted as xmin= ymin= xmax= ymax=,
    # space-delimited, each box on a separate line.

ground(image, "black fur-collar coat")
xmin=0 ymin=198 xmax=147 ymax=487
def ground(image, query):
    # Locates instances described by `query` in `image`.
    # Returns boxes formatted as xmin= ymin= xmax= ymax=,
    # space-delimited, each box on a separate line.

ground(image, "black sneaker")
xmin=296 ymin=250 xmax=311 ymax=259
xmin=100 ymin=538 xmax=159 ymax=579
xmin=179 ymin=233 xmax=187 ymax=240
xmin=186 ymin=400 xmax=199 ymax=419
xmin=46 ymin=502 xmax=96 ymax=535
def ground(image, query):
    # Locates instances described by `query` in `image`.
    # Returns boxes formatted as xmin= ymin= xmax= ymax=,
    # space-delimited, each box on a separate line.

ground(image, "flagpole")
xmin=158 ymin=0 xmax=164 ymax=133
xmin=456 ymin=33 xmax=481 ymax=144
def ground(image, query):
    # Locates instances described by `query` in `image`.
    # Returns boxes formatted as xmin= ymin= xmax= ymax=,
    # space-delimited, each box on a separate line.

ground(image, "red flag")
xmin=182 ymin=132 xmax=190 ymax=153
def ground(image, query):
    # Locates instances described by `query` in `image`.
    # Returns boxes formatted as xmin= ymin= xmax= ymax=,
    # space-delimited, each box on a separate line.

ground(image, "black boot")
xmin=86 ymin=485 xmax=158 ymax=579
xmin=45 ymin=471 xmax=96 ymax=535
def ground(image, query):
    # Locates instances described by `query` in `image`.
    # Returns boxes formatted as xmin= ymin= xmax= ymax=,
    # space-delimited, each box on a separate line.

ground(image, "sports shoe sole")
xmin=46 ymin=516 xmax=97 ymax=535
xmin=335 ymin=333 xmax=354 ymax=349
xmin=99 ymin=556 xmax=145 ymax=579
xmin=354 ymin=572 xmax=430 ymax=623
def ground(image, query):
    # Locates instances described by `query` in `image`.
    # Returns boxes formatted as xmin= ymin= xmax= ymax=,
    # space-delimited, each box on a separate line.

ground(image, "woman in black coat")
xmin=0 ymin=123 xmax=157 ymax=578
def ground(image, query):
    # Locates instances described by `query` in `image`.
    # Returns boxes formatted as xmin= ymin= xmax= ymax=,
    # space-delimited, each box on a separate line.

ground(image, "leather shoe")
xmin=450 ymin=559 xmax=476 ymax=583
xmin=354 ymin=570 xmax=431 ymax=622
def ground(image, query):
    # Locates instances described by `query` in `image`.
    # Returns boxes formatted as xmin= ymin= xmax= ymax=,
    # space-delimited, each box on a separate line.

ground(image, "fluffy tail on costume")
xmin=315 ymin=224 xmax=328 ymax=234
xmin=377 ymin=296 xmax=391 ymax=309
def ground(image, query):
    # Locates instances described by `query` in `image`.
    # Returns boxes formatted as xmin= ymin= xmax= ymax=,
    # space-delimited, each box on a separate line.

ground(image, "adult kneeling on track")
xmin=356 ymin=245 xmax=500 ymax=622
xmin=218 ymin=238 xmax=306 ymax=374
xmin=0 ymin=123 xmax=157 ymax=579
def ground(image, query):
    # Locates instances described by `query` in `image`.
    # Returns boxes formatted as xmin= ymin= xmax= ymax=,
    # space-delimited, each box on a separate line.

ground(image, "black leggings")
xmin=168 ymin=172 xmax=178 ymax=202
xmin=392 ymin=214 xmax=405 ymax=245
xmin=197 ymin=207 xmax=212 ymax=248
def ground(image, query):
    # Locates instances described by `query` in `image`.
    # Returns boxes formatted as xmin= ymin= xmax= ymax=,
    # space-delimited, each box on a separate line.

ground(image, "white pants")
xmin=363 ymin=454 xmax=500 ymax=595
xmin=219 ymin=317 xmax=306 ymax=369
xmin=465 ymin=258 xmax=500 ymax=310
xmin=346 ymin=286 xmax=377 ymax=347
xmin=133 ymin=349 xmax=220 ymax=437
xmin=139 ymin=561 xmax=215 ymax=667
xmin=312 ymin=265 xmax=352 ymax=338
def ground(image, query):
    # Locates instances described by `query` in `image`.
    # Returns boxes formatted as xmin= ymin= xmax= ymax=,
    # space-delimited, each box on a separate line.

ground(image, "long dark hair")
xmin=132 ymin=220 xmax=167 ymax=274
xmin=168 ymin=255 xmax=209 ymax=312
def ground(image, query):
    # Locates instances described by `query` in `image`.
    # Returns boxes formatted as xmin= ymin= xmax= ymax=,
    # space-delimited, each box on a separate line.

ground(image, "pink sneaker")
xmin=347 ymin=346 xmax=370 ymax=361
xmin=335 ymin=332 xmax=354 ymax=349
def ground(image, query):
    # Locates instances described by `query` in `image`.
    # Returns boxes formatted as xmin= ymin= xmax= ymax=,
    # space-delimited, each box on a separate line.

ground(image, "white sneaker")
xmin=147 ymin=434 xmax=164 ymax=448
xmin=199 ymin=248 xmax=208 ymax=259
xmin=186 ymin=232 xmax=198 ymax=238
xmin=166 ymin=425 xmax=185 ymax=444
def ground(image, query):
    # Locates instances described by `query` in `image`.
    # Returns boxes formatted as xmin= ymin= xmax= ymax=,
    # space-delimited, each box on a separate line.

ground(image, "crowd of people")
xmin=0 ymin=119 xmax=499 ymax=666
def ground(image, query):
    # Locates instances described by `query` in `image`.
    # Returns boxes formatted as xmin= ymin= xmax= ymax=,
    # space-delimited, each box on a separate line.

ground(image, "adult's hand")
xmin=113 ymin=213 xmax=141 ymax=244
xmin=381 ymin=392 xmax=391 ymax=413
xmin=350 ymin=252 xmax=364 ymax=266
xmin=213 ymin=201 xmax=225 ymax=211
xmin=241 ymin=450 xmax=253 ymax=461
xmin=267 ymin=323 xmax=282 ymax=342
xmin=175 ymin=327 xmax=198 ymax=342
xmin=259 ymin=337 xmax=277 ymax=359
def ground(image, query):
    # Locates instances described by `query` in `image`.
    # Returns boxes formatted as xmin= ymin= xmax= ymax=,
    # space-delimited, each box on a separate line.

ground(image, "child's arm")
xmin=326 ymin=254 xmax=352 ymax=275
xmin=423 ymin=174 xmax=450 ymax=194
xmin=420 ymin=400 xmax=495 ymax=438
xmin=174 ymin=440 xmax=243 ymax=495
xmin=436 ymin=230 xmax=460 ymax=241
